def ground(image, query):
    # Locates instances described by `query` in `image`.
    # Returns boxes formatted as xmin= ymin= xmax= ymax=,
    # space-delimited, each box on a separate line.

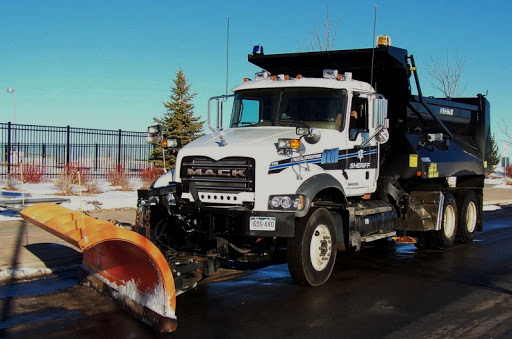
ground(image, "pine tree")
xmin=149 ymin=69 xmax=204 ymax=170
xmin=490 ymin=134 xmax=501 ymax=173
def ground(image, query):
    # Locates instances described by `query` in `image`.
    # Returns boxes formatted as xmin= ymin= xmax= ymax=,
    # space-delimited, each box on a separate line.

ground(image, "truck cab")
xmin=225 ymin=70 xmax=386 ymax=198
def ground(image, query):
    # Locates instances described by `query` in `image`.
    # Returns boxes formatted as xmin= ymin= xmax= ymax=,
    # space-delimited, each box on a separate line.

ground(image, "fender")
xmin=295 ymin=173 xmax=347 ymax=244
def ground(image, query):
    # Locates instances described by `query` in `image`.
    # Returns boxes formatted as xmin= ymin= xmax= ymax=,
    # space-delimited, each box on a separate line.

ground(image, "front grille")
xmin=181 ymin=156 xmax=255 ymax=192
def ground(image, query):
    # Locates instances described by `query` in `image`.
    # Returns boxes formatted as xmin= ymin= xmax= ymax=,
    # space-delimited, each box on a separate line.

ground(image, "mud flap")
xmin=20 ymin=203 xmax=177 ymax=333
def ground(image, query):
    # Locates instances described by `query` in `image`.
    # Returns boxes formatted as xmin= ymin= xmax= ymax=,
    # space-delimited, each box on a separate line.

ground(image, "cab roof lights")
xmin=253 ymin=44 xmax=264 ymax=55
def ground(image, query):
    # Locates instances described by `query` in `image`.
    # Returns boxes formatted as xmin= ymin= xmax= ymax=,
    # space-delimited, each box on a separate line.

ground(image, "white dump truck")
xmin=21 ymin=38 xmax=491 ymax=332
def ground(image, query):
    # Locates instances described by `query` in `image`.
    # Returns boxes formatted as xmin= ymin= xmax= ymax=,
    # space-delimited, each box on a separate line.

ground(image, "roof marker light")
xmin=255 ymin=71 xmax=270 ymax=80
xmin=323 ymin=69 xmax=339 ymax=79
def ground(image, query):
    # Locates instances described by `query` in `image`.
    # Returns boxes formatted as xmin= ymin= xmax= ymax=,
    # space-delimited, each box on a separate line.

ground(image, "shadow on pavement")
xmin=24 ymin=243 xmax=82 ymax=268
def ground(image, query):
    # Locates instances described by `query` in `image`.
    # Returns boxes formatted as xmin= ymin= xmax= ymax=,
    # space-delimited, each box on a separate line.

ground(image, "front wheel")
xmin=287 ymin=208 xmax=337 ymax=286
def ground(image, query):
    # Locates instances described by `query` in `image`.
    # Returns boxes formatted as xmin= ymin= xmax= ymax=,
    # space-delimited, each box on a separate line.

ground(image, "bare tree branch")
xmin=499 ymin=119 xmax=512 ymax=142
xmin=298 ymin=4 xmax=341 ymax=52
xmin=426 ymin=50 xmax=468 ymax=97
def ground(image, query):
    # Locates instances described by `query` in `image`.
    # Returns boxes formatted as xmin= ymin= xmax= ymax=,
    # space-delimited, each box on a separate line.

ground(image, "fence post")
xmin=66 ymin=125 xmax=71 ymax=167
xmin=95 ymin=143 xmax=99 ymax=172
xmin=118 ymin=129 xmax=122 ymax=168
xmin=7 ymin=122 xmax=11 ymax=175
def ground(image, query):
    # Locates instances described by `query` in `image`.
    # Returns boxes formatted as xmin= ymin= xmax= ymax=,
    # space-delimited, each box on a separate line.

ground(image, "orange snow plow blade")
xmin=20 ymin=203 xmax=177 ymax=332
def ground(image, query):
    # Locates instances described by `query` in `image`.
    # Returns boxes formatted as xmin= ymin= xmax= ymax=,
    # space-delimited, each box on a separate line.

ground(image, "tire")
xmin=429 ymin=193 xmax=458 ymax=249
xmin=456 ymin=190 xmax=478 ymax=244
xmin=287 ymin=208 xmax=337 ymax=286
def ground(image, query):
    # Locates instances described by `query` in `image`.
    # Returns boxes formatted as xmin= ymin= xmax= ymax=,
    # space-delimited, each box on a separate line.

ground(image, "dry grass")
xmin=54 ymin=165 xmax=94 ymax=195
xmin=106 ymin=165 xmax=133 ymax=191
xmin=84 ymin=180 xmax=103 ymax=194
xmin=54 ymin=173 xmax=76 ymax=195
xmin=2 ymin=175 xmax=18 ymax=190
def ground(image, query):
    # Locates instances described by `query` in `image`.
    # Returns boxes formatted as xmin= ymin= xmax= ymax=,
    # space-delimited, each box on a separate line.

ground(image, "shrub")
xmin=20 ymin=164 xmax=45 ymax=183
xmin=106 ymin=164 xmax=132 ymax=190
xmin=138 ymin=165 xmax=163 ymax=189
xmin=506 ymin=165 xmax=512 ymax=178
xmin=54 ymin=164 xmax=90 ymax=195
xmin=7 ymin=163 xmax=44 ymax=184
xmin=65 ymin=164 xmax=91 ymax=185
xmin=54 ymin=173 xmax=75 ymax=195
xmin=84 ymin=180 xmax=103 ymax=194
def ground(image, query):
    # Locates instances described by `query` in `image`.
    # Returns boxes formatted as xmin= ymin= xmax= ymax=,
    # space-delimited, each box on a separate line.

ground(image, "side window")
xmin=238 ymin=99 xmax=260 ymax=126
xmin=349 ymin=96 xmax=369 ymax=140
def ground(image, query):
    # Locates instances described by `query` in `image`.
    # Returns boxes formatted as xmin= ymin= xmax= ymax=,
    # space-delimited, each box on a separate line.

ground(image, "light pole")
xmin=6 ymin=88 xmax=16 ymax=123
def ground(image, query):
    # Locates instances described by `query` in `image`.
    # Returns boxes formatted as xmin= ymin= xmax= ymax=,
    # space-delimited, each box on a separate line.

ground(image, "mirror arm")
xmin=355 ymin=119 xmax=389 ymax=150
xmin=355 ymin=127 xmax=382 ymax=150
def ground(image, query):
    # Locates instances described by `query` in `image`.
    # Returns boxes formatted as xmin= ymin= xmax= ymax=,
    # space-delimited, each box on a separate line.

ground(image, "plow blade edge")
xmin=20 ymin=203 xmax=177 ymax=332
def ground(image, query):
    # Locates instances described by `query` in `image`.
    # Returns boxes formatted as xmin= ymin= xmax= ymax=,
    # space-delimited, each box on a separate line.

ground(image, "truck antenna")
xmin=370 ymin=4 xmax=377 ymax=87
xmin=225 ymin=16 xmax=230 ymax=95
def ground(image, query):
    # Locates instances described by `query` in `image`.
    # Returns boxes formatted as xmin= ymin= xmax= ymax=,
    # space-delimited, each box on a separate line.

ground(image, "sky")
xmin=1 ymin=0 xmax=511 ymax=154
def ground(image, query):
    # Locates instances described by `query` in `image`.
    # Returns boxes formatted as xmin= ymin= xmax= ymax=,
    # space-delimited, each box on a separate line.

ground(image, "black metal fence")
xmin=1 ymin=122 xmax=151 ymax=179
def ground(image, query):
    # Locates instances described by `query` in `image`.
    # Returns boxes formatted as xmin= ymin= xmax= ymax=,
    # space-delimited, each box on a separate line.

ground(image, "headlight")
xmin=269 ymin=195 xmax=305 ymax=211
xmin=277 ymin=138 xmax=301 ymax=150
xmin=162 ymin=138 xmax=181 ymax=149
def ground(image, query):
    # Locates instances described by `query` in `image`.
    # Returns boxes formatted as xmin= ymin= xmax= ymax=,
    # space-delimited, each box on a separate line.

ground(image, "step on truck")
xmin=21 ymin=37 xmax=491 ymax=332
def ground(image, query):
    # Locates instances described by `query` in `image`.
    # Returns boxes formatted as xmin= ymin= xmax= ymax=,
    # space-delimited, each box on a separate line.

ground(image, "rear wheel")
xmin=287 ymin=208 xmax=337 ymax=286
xmin=429 ymin=193 xmax=458 ymax=249
xmin=456 ymin=190 xmax=478 ymax=243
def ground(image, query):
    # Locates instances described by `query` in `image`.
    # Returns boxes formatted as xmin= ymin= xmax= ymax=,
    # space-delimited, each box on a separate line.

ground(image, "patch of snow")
xmin=493 ymin=166 xmax=505 ymax=177
xmin=485 ymin=177 xmax=505 ymax=185
xmin=0 ymin=179 xmax=144 ymax=221
xmin=492 ymin=181 xmax=512 ymax=189
xmin=114 ymin=278 xmax=176 ymax=319
xmin=483 ymin=205 xmax=502 ymax=212
xmin=0 ymin=267 xmax=52 ymax=282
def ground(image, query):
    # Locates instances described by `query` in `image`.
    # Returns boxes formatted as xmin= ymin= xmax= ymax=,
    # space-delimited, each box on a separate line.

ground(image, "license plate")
xmin=250 ymin=217 xmax=276 ymax=231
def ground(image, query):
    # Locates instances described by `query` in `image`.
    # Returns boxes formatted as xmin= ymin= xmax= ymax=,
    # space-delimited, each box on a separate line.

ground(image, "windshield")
xmin=230 ymin=87 xmax=347 ymax=130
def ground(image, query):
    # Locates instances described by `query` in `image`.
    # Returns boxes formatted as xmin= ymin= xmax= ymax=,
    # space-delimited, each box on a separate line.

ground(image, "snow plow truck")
xmin=20 ymin=37 xmax=491 ymax=332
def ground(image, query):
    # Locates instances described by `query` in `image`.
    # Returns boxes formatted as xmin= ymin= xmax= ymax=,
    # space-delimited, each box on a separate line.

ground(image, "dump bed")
xmin=248 ymin=46 xmax=491 ymax=180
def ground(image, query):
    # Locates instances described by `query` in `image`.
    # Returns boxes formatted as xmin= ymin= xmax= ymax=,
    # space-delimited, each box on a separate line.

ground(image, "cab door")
xmin=343 ymin=93 xmax=379 ymax=195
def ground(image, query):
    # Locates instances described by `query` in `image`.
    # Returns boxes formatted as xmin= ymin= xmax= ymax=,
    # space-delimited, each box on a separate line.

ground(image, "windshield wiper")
xmin=277 ymin=120 xmax=310 ymax=128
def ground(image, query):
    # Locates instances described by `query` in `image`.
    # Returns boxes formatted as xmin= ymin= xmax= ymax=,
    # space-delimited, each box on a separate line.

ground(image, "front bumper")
xmin=139 ymin=184 xmax=296 ymax=238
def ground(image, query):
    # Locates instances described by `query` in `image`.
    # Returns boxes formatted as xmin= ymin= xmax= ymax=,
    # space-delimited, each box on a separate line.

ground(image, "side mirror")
xmin=208 ymin=95 xmax=234 ymax=132
xmin=375 ymin=127 xmax=390 ymax=144
xmin=296 ymin=126 xmax=321 ymax=144
xmin=372 ymin=98 xmax=388 ymax=129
